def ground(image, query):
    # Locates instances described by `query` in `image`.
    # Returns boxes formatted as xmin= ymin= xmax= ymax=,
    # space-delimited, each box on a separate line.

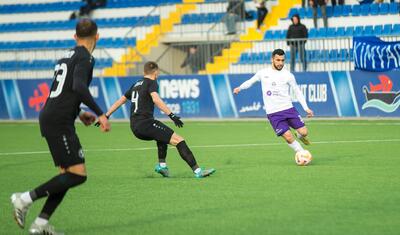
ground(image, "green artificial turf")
xmin=0 ymin=120 xmax=399 ymax=235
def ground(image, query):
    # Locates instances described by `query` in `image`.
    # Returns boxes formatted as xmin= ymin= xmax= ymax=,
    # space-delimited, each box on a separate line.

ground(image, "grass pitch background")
xmin=0 ymin=120 xmax=399 ymax=234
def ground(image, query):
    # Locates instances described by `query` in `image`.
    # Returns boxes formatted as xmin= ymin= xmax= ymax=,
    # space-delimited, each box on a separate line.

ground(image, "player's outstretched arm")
xmin=106 ymin=96 xmax=127 ymax=117
xmin=234 ymin=72 xmax=261 ymax=95
xmin=94 ymin=96 xmax=127 ymax=127
xmin=151 ymin=92 xmax=183 ymax=128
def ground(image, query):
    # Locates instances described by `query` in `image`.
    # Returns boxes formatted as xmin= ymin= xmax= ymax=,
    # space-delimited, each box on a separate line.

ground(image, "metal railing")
xmin=135 ymin=35 xmax=400 ymax=75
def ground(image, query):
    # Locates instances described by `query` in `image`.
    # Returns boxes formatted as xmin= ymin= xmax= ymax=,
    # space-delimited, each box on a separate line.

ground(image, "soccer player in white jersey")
xmin=233 ymin=49 xmax=314 ymax=154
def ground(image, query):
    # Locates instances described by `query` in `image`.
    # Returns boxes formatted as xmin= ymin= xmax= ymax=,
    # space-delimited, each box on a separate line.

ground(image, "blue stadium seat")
xmin=316 ymin=28 xmax=327 ymax=38
xmin=336 ymin=27 xmax=345 ymax=37
xmin=339 ymin=49 xmax=348 ymax=62
xmin=393 ymin=24 xmax=400 ymax=34
xmin=345 ymin=26 xmax=354 ymax=36
xmin=373 ymin=25 xmax=383 ymax=35
xmin=0 ymin=58 xmax=114 ymax=70
xmin=181 ymin=15 xmax=190 ymax=24
xmin=360 ymin=4 xmax=370 ymax=16
xmin=0 ymin=1 xmax=83 ymax=14
xmin=352 ymin=5 xmax=361 ymax=16
xmin=359 ymin=0 xmax=374 ymax=4
xmin=327 ymin=28 xmax=336 ymax=38
xmin=369 ymin=4 xmax=379 ymax=15
xmin=329 ymin=50 xmax=339 ymax=62
xmin=272 ymin=30 xmax=285 ymax=39
xmin=306 ymin=50 xmax=314 ymax=62
xmin=0 ymin=37 xmax=135 ymax=51
xmin=382 ymin=24 xmax=392 ymax=35
xmin=342 ymin=5 xmax=351 ymax=16
xmin=333 ymin=5 xmax=343 ymax=17
xmin=240 ymin=53 xmax=250 ymax=64
xmin=320 ymin=50 xmax=330 ymax=62
xmin=0 ymin=16 xmax=159 ymax=33
xmin=308 ymin=28 xmax=317 ymax=38
xmin=363 ymin=26 xmax=373 ymax=36
xmin=254 ymin=53 xmax=263 ymax=64
xmin=288 ymin=8 xmax=298 ymax=18
xmin=328 ymin=6 xmax=335 ymax=17
xmin=379 ymin=3 xmax=390 ymax=15
xmin=389 ymin=2 xmax=399 ymax=14
xmin=264 ymin=31 xmax=273 ymax=40
xmin=260 ymin=52 xmax=268 ymax=62
xmin=349 ymin=48 xmax=354 ymax=61
xmin=354 ymin=26 xmax=364 ymax=36
xmin=312 ymin=50 xmax=321 ymax=62
xmin=306 ymin=7 xmax=314 ymax=18
xmin=298 ymin=8 xmax=307 ymax=19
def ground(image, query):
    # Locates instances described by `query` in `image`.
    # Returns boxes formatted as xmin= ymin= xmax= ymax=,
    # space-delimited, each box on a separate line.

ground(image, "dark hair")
xmin=76 ymin=19 xmax=98 ymax=38
xmin=272 ymin=49 xmax=285 ymax=57
xmin=144 ymin=61 xmax=159 ymax=75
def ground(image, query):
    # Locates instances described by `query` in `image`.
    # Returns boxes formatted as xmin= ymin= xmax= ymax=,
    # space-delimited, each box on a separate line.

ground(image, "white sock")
xmin=159 ymin=162 xmax=167 ymax=168
xmin=21 ymin=192 xmax=33 ymax=204
xmin=35 ymin=217 xmax=48 ymax=226
xmin=288 ymin=140 xmax=304 ymax=153
xmin=194 ymin=168 xmax=201 ymax=174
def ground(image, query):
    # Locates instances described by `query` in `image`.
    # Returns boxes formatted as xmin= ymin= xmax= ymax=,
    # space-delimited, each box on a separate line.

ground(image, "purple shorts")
xmin=267 ymin=107 xmax=305 ymax=136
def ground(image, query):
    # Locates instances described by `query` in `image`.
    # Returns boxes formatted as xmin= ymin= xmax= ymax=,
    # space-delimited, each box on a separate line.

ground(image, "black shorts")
xmin=131 ymin=119 xmax=174 ymax=144
xmin=44 ymin=133 xmax=85 ymax=168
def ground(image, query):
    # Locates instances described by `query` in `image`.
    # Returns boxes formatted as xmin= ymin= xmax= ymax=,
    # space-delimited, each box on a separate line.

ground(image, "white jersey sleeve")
xmin=239 ymin=71 xmax=261 ymax=90
xmin=288 ymin=73 xmax=309 ymax=111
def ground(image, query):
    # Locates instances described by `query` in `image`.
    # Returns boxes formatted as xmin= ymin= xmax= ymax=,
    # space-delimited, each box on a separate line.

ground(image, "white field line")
xmin=1 ymin=138 xmax=400 ymax=156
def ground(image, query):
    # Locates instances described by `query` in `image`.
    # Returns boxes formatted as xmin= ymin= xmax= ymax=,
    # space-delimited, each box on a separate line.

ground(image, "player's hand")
xmin=168 ymin=113 xmax=184 ymax=128
xmin=233 ymin=87 xmax=241 ymax=94
xmin=96 ymin=115 xmax=111 ymax=132
xmin=94 ymin=114 xmax=109 ymax=127
xmin=306 ymin=109 xmax=314 ymax=118
xmin=79 ymin=111 xmax=96 ymax=126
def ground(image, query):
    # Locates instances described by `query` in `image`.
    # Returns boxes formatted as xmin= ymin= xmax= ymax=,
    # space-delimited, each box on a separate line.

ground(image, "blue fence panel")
xmin=1 ymin=71 xmax=399 ymax=120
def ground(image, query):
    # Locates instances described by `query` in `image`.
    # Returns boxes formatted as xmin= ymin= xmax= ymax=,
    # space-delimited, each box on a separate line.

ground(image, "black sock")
xmin=38 ymin=189 xmax=68 ymax=220
xmin=30 ymin=172 xmax=87 ymax=201
xmin=176 ymin=141 xmax=198 ymax=171
xmin=157 ymin=141 xmax=167 ymax=163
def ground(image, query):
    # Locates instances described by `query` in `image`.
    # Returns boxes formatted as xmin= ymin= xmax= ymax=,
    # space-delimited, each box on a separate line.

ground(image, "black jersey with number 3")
xmin=39 ymin=46 xmax=103 ymax=137
xmin=124 ymin=77 xmax=158 ymax=123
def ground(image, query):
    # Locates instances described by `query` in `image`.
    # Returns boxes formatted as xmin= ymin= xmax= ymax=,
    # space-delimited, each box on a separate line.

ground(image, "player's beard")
xmin=273 ymin=63 xmax=283 ymax=71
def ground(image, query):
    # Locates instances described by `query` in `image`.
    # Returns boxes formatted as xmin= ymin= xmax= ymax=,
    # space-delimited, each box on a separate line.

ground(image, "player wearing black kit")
xmin=98 ymin=61 xmax=215 ymax=178
xmin=11 ymin=19 xmax=110 ymax=235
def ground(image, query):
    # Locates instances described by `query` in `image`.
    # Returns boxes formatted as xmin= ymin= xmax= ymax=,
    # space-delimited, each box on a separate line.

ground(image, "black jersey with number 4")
xmin=124 ymin=77 xmax=158 ymax=123
xmin=39 ymin=46 xmax=103 ymax=137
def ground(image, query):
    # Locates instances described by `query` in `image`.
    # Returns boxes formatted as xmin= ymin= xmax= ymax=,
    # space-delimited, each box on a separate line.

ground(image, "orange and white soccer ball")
xmin=295 ymin=150 xmax=312 ymax=166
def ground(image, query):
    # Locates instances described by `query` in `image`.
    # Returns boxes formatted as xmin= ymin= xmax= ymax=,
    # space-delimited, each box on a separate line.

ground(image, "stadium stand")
xmin=0 ymin=0 xmax=399 ymax=78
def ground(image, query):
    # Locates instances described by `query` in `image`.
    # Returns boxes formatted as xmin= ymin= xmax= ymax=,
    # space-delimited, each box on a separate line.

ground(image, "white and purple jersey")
xmin=238 ymin=67 xmax=309 ymax=115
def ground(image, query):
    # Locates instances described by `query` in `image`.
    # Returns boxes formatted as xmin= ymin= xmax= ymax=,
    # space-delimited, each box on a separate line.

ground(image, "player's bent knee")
xmin=298 ymin=128 xmax=308 ymax=136
xmin=170 ymin=133 xmax=184 ymax=146
xmin=282 ymin=132 xmax=295 ymax=143
xmin=66 ymin=163 xmax=87 ymax=176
